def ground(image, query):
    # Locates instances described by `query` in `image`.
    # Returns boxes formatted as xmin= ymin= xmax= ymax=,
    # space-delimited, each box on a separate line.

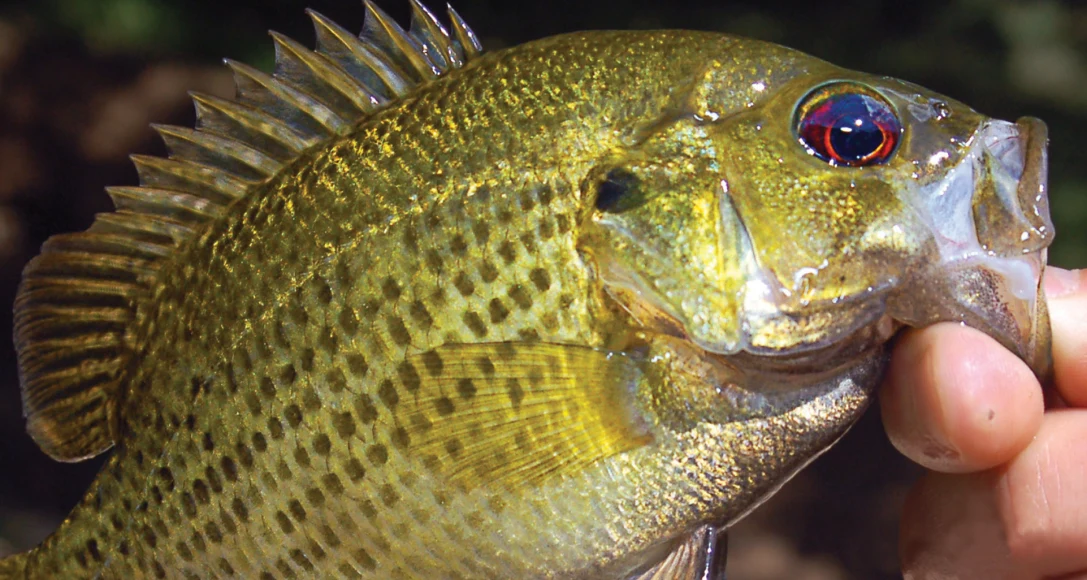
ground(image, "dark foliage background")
xmin=0 ymin=0 xmax=1083 ymax=578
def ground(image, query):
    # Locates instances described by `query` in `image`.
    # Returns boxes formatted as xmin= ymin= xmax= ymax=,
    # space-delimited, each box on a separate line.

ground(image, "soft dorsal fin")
xmin=12 ymin=0 xmax=483 ymax=462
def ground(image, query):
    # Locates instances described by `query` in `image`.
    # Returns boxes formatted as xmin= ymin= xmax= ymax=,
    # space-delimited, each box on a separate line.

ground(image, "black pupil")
xmin=830 ymin=105 xmax=885 ymax=161
xmin=797 ymin=90 xmax=901 ymax=166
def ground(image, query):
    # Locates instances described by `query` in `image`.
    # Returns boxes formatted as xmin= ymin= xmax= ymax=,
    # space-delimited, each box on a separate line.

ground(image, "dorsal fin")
xmin=12 ymin=1 xmax=483 ymax=462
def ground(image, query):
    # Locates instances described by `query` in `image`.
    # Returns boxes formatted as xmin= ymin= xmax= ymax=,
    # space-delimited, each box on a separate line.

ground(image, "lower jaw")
xmin=718 ymin=312 xmax=900 ymax=376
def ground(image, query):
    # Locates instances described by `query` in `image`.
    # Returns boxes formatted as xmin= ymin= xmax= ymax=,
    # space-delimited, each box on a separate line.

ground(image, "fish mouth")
xmin=886 ymin=116 xmax=1054 ymax=379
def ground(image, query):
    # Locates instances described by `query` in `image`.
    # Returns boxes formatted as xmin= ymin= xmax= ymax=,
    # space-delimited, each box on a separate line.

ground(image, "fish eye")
xmin=594 ymin=169 xmax=645 ymax=213
xmin=794 ymin=83 xmax=902 ymax=167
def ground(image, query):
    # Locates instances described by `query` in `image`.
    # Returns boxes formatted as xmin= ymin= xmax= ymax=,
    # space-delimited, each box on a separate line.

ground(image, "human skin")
xmin=882 ymin=266 xmax=1087 ymax=579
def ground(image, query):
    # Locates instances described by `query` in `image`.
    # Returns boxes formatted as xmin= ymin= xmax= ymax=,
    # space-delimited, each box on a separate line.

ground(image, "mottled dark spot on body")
xmin=347 ymin=353 xmax=368 ymax=377
xmin=378 ymin=380 xmax=399 ymax=407
xmin=285 ymin=404 xmax=303 ymax=428
xmin=463 ymin=311 xmax=487 ymax=337
xmin=346 ymin=458 xmax=366 ymax=481
xmin=388 ymin=316 xmax=412 ymax=346
xmin=367 ymin=444 xmax=389 ymax=465
xmin=397 ymin=360 xmax=422 ymax=392
xmin=333 ymin=411 xmax=356 ymax=438
xmin=488 ymin=299 xmax=509 ymax=323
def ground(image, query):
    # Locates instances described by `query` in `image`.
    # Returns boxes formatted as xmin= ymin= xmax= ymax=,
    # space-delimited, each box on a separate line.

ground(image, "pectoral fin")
xmin=401 ymin=342 xmax=652 ymax=490
xmin=627 ymin=525 xmax=728 ymax=580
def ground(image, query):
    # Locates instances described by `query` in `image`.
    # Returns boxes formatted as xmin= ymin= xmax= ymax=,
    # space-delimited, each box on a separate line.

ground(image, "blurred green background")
xmin=0 ymin=0 xmax=1082 ymax=578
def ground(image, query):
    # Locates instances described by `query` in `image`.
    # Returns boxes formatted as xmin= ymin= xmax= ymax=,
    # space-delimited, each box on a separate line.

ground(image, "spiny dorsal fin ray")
xmin=131 ymin=155 xmax=252 ymax=204
xmin=226 ymin=59 xmax=346 ymax=138
xmin=308 ymin=9 xmax=407 ymax=100
xmin=89 ymin=211 xmax=195 ymax=248
xmin=448 ymin=5 xmax=483 ymax=59
xmin=13 ymin=2 xmax=482 ymax=461
xmin=408 ymin=0 xmax=455 ymax=69
xmin=190 ymin=92 xmax=311 ymax=160
xmin=269 ymin=31 xmax=378 ymax=117
xmin=363 ymin=0 xmax=440 ymax=81
xmin=106 ymin=186 xmax=226 ymax=226
xmin=152 ymin=124 xmax=282 ymax=181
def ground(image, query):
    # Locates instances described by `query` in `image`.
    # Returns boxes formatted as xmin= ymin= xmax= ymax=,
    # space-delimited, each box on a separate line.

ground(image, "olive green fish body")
xmin=16 ymin=30 xmax=818 ymax=578
xmin=5 ymin=4 xmax=1053 ymax=579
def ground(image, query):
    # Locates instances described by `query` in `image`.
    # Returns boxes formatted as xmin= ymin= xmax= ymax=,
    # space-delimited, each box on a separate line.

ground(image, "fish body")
xmin=2 ymin=3 xmax=1052 ymax=579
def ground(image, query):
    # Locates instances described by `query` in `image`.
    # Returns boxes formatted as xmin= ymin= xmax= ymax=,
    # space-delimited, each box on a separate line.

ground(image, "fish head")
xmin=581 ymin=52 xmax=1053 ymax=380
xmin=576 ymin=43 xmax=1054 ymax=531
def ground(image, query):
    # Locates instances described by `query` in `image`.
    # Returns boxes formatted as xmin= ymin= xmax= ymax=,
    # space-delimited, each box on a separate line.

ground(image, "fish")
xmin=0 ymin=1 xmax=1054 ymax=578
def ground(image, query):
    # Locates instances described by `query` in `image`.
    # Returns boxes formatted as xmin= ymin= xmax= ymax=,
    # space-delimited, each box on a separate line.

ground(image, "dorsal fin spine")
xmin=363 ymin=0 xmax=439 ymax=80
xmin=13 ymin=2 xmax=483 ymax=462
xmin=307 ymin=9 xmax=413 ymax=98
xmin=226 ymin=59 xmax=344 ymax=137
xmin=190 ymin=92 xmax=310 ymax=159
xmin=106 ymin=186 xmax=224 ymax=224
xmin=448 ymin=4 xmax=483 ymax=59
xmin=409 ymin=0 xmax=455 ymax=68
xmin=269 ymin=32 xmax=376 ymax=117
xmin=131 ymin=155 xmax=251 ymax=204
xmin=89 ymin=211 xmax=195 ymax=246
xmin=152 ymin=124 xmax=281 ymax=181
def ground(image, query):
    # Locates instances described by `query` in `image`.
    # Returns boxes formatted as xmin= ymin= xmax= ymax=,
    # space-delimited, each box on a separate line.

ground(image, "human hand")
xmin=881 ymin=267 xmax=1087 ymax=580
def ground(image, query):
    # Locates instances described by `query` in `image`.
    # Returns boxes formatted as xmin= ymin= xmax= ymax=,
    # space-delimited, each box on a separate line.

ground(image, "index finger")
xmin=879 ymin=267 xmax=1086 ymax=474
xmin=880 ymin=322 xmax=1043 ymax=473
xmin=1046 ymin=267 xmax=1087 ymax=406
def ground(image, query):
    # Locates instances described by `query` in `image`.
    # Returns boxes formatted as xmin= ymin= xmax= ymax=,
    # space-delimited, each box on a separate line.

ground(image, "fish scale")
xmin=27 ymin=34 xmax=648 ymax=574
xmin=3 ymin=2 xmax=1054 ymax=579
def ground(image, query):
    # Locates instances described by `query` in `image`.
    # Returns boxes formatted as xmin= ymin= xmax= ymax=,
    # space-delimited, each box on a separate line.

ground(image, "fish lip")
xmin=997 ymin=117 xmax=1053 ymax=378
xmin=713 ymin=335 xmax=884 ymax=426
xmin=1013 ymin=116 xmax=1054 ymax=248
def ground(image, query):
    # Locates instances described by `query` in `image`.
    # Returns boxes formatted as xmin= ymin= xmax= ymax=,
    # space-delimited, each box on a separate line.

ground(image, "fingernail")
xmin=1044 ymin=268 xmax=1083 ymax=299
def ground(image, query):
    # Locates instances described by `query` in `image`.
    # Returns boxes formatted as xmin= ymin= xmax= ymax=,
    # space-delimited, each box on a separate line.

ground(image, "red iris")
xmin=795 ymin=86 xmax=902 ymax=167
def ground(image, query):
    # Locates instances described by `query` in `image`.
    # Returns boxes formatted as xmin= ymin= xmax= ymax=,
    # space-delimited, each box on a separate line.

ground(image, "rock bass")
xmin=2 ymin=1 xmax=1053 ymax=578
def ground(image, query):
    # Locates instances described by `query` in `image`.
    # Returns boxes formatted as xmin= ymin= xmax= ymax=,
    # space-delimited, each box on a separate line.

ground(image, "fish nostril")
xmin=931 ymin=100 xmax=951 ymax=120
